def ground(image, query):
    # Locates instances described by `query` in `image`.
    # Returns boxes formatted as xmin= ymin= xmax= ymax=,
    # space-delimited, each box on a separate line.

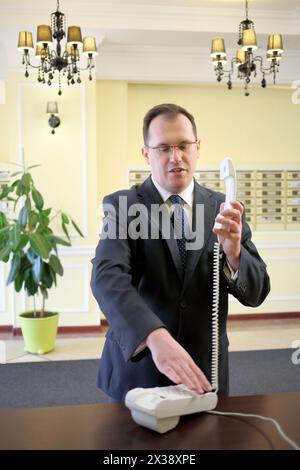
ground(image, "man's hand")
xmin=213 ymin=200 xmax=243 ymax=272
xmin=146 ymin=328 xmax=212 ymax=394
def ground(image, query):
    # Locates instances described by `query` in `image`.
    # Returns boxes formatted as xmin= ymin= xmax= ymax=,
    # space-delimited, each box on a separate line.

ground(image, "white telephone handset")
xmin=125 ymin=159 xmax=237 ymax=434
xmin=214 ymin=158 xmax=237 ymax=230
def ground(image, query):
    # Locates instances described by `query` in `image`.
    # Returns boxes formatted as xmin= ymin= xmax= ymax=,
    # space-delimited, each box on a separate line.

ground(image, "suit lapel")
xmin=137 ymin=177 xmax=184 ymax=282
xmin=182 ymin=182 xmax=217 ymax=293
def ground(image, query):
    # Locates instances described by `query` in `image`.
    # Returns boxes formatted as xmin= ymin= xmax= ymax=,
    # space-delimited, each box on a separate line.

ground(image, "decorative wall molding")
xmin=17 ymin=82 xmax=88 ymax=238
xmin=0 ymin=264 xmax=5 ymax=313
xmin=18 ymin=263 xmax=90 ymax=314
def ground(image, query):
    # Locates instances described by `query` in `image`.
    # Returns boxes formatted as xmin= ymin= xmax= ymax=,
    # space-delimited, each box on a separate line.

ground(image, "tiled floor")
xmin=1 ymin=318 xmax=300 ymax=364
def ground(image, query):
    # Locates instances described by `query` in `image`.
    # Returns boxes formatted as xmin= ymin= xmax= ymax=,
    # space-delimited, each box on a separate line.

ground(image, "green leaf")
xmin=39 ymin=227 xmax=52 ymax=236
xmin=27 ymin=164 xmax=41 ymax=171
xmin=0 ymin=212 xmax=8 ymax=229
xmin=29 ymin=233 xmax=52 ymax=260
xmin=32 ymin=256 xmax=43 ymax=283
xmin=10 ymin=224 xmax=21 ymax=251
xmin=71 ymin=218 xmax=84 ymax=237
xmin=0 ymin=225 xmax=10 ymax=235
xmin=6 ymin=254 xmax=21 ymax=284
xmin=10 ymin=171 xmax=24 ymax=178
xmin=38 ymin=213 xmax=49 ymax=228
xmin=47 ymin=235 xmax=71 ymax=247
xmin=26 ymin=247 xmax=37 ymax=263
xmin=14 ymin=273 xmax=24 ymax=292
xmin=16 ymin=181 xmax=25 ymax=197
xmin=0 ymin=186 xmax=12 ymax=200
xmin=40 ymin=264 xmax=53 ymax=289
xmin=49 ymin=266 xmax=57 ymax=286
xmin=24 ymin=272 xmax=38 ymax=296
xmin=16 ymin=234 xmax=28 ymax=251
xmin=61 ymin=212 xmax=69 ymax=224
xmin=25 ymin=198 xmax=31 ymax=212
xmin=18 ymin=205 xmax=28 ymax=227
xmin=28 ymin=211 xmax=39 ymax=229
xmin=62 ymin=223 xmax=70 ymax=241
xmin=42 ymin=208 xmax=51 ymax=217
xmin=49 ymin=254 xmax=63 ymax=276
xmin=0 ymin=243 xmax=11 ymax=261
xmin=21 ymin=173 xmax=32 ymax=191
xmin=32 ymin=188 xmax=44 ymax=210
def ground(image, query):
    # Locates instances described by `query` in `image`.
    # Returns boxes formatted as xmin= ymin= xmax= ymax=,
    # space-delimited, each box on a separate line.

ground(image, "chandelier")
xmin=210 ymin=0 xmax=284 ymax=96
xmin=17 ymin=0 xmax=98 ymax=95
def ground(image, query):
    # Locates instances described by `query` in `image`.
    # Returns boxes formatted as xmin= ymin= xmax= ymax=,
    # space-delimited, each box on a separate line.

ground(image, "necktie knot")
xmin=169 ymin=194 xmax=183 ymax=206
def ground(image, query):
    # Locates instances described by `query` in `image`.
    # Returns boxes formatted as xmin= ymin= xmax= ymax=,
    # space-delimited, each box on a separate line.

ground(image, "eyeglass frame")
xmin=145 ymin=140 xmax=199 ymax=156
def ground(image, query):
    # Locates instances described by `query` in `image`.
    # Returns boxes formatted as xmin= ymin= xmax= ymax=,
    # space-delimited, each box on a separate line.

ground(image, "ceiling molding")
xmin=96 ymin=44 xmax=300 ymax=84
xmin=1 ymin=3 xmax=299 ymax=35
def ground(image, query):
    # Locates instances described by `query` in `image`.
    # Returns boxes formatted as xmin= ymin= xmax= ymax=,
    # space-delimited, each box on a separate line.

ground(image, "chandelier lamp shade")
xmin=17 ymin=0 xmax=98 ymax=95
xmin=210 ymin=0 xmax=284 ymax=96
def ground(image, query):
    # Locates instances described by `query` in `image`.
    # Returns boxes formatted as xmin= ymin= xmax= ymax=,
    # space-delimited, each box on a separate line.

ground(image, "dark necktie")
xmin=169 ymin=195 xmax=188 ymax=271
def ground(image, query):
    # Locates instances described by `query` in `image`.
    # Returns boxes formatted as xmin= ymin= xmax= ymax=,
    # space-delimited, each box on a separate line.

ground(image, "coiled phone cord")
xmin=210 ymin=242 xmax=299 ymax=450
xmin=211 ymin=241 xmax=221 ymax=392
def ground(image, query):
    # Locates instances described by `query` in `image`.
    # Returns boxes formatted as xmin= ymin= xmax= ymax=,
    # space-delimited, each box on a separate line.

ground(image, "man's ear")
xmin=196 ymin=139 xmax=201 ymax=159
xmin=141 ymin=146 xmax=150 ymax=165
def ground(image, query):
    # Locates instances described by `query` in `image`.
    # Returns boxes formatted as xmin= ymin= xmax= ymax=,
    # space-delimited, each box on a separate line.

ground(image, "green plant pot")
xmin=19 ymin=311 xmax=59 ymax=355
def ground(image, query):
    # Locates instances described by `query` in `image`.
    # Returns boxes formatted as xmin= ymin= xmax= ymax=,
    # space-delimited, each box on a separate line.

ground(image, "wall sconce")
xmin=46 ymin=101 xmax=61 ymax=134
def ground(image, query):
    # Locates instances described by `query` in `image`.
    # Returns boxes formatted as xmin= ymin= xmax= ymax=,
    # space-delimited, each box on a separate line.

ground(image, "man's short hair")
xmin=143 ymin=103 xmax=198 ymax=145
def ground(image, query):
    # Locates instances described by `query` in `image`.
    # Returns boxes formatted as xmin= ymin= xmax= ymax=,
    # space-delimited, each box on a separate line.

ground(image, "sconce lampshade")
xmin=18 ymin=31 xmax=34 ymax=51
xmin=37 ymin=25 xmax=52 ymax=45
xmin=46 ymin=101 xmax=59 ymax=115
xmin=211 ymin=38 xmax=226 ymax=58
xmin=242 ymin=28 xmax=258 ymax=51
xmin=83 ymin=37 xmax=98 ymax=57
xmin=267 ymin=34 xmax=283 ymax=54
xmin=67 ymin=26 xmax=83 ymax=46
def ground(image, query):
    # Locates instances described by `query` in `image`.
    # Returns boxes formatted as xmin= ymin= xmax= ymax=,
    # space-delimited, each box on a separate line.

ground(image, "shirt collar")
xmin=151 ymin=175 xmax=194 ymax=207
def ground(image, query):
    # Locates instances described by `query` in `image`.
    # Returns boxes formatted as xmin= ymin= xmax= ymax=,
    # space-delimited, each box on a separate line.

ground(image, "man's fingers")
xmin=164 ymin=361 xmax=212 ymax=394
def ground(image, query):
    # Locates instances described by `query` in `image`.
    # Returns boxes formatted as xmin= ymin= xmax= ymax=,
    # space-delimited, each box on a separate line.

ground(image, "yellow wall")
xmin=97 ymin=81 xmax=300 ymax=192
xmin=0 ymin=77 xmax=299 ymax=325
xmin=0 ymin=71 xmax=100 ymax=326
xmin=0 ymin=83 xmax=9 ymax=161
xmin=96 ymin=81 xmax=300 ymax=316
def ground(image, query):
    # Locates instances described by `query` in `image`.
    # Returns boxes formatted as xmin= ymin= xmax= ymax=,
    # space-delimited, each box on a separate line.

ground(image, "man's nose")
xmin=169 ymin=147 xmax=183 ymax=163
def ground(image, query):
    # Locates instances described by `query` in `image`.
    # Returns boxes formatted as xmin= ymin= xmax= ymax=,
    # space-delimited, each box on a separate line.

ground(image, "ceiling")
xmin=0 ymin=0 xmax=299 ymax=84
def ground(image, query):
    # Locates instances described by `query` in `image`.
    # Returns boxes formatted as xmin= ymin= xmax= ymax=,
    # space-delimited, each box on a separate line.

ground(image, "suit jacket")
xmin=91 ymin=177 xmax=270 ymax=401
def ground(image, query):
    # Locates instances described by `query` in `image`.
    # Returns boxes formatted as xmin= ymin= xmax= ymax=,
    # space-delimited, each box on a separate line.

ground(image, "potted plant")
xmin=0 ymin=163 xmax=83 ymax=354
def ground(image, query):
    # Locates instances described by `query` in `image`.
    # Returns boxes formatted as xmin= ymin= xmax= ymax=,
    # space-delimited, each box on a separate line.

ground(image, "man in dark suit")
xmin=91 ymin=103 xmax=270 ymax=402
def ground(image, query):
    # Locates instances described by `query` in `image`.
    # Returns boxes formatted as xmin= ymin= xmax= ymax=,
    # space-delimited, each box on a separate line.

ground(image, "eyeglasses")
xmin=146 ymin=141 xmax=198 ymax=157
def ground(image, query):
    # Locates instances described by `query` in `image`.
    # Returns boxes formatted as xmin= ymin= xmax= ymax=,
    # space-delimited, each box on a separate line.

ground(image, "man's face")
xmin=142 ymin=113 xmax=200 ymax=193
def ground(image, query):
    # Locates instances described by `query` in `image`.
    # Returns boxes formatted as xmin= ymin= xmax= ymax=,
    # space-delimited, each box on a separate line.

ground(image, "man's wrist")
xmin=226 ymin=252 xmax=240 ymax=272
xmin=146 ymin=327 xmax=168 ymax=348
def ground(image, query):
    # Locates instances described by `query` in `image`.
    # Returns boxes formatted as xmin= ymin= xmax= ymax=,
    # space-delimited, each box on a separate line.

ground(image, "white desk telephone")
xmin=125 ymin=158 xmax=237 ymax=434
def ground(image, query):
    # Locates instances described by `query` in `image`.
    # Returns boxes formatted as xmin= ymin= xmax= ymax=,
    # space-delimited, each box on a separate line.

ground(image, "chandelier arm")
xmin=76 ymin=64 xmax=95 ymax=72
xmin=23 ymin=58 xmax=41 ymax=70
xmin=252 ymin=56 xmax=276 ymax=75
